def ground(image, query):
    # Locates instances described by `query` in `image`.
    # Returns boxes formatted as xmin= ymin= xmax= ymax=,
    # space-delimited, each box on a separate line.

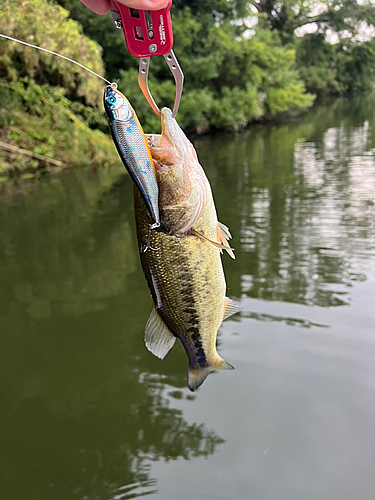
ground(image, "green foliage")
xmin=336 ymin=39 xmax=375 ymax=93
xmin=252 ymin=0 xmax=375 ymax=43
xmin=55 ymin=0 xmax=136 ymax=80
xmin=250 ymin=0 xmax=375 ymax=93
xmin=54 ymin=1 xmax=313 ymax=131
xmin=0 ymin=80 xmax=117 ymax=169
xmin=0 ymin=0 xmax=119 ymax=176
xmin=296 ymin=34 xmax=375 ymax=96
xmin=3 ymin=0 xmax=375 ymax=177
xmin=172 ymin=0 xmax=251 ymax=21
xmin=116 ymin=9 xmax=313 ymax=132
xmin=210 ymin=85 xmax=262 ymax=129
xmin=0 ymin=0 xmax=105 ymax=105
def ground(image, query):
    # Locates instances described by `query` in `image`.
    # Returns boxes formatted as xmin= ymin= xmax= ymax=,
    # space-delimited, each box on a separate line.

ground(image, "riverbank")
xmin=0 ymin=101 xmax=121 ymax=181
xmin=0 ymin=0 xmax=318 ymax=181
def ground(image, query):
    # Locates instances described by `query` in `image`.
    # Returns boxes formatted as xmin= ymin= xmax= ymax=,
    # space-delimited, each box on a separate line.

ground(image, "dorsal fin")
xmin=223 ymin=297 xmax=241 ymax=321
xmin=144 ymin=307 xmax=176 ymax=359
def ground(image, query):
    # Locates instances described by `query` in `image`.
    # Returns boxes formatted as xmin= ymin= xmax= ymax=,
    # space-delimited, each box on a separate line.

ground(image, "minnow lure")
xmin=104 ymin=84 xmax=160 ymax=249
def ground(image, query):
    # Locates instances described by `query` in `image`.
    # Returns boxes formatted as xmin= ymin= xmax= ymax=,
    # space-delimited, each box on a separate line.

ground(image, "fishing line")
xmin=0 ymin=33 xmax=114 ymax=86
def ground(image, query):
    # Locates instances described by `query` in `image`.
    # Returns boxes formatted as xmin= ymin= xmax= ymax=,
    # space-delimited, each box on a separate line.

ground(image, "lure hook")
xmin=141 ymin=222 xmax=162 ymax=253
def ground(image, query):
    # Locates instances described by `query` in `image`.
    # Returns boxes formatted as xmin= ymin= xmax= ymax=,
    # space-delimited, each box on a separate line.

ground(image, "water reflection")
xmin=0 ymin=168 xmax=224 ymax=500
xmin=241 ymin=309 xmax=329 ymax=329
xmin=1 ymin=95 xmax=375 ymax=499
xmin=197 ymin=96 xmax=374 ymax=308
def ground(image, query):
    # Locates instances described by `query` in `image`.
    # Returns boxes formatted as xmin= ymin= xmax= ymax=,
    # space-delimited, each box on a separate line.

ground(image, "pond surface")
xmin=1 ymin=96 xmax=375 ymax=500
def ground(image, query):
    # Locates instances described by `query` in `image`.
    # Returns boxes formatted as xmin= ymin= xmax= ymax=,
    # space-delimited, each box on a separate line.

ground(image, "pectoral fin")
xmin=217 ymin=222 xmax=235 ymax=259
xmin=218 ymin=222 xmax=232 ymax=240
xmin=144 ymin=306 xmax=176 ymax=359
xmin=223 ymin=297 xmax=241 ymax=321
xmin=191 ymin=229 xmax=235 ymax=254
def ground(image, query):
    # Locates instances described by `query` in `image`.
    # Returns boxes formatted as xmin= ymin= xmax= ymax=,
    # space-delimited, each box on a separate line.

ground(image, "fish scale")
xmin=134 ymin=187 xmax=229 ymax=389
xmin=135 ymin=107 xmax=239 ymax=391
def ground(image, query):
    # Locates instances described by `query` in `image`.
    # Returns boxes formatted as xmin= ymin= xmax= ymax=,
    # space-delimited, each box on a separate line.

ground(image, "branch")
xmin=0 ymin=140 xmax=63 ymax=166
xmin=303 ymin=14 xmax=331 ymax=24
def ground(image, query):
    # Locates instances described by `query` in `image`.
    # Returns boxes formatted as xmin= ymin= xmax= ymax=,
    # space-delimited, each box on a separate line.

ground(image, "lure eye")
xmin=108 ymin=96 xmax=116 ymax=104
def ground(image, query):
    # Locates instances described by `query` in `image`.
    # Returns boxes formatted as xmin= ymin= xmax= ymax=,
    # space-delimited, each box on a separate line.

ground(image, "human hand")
xmin=80 ymin=0 xmax=168 ymax=16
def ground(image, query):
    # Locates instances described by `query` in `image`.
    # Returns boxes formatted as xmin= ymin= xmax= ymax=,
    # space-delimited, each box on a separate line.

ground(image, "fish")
xmin=134 ymin=107 xmax=240 ymax=391
xmin=103 ymin=84 xmax=160 ymax=230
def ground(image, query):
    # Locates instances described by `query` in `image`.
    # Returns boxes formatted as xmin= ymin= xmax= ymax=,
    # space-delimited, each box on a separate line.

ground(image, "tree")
xmin=252 ymin=0 xmax=375 ymax=43
xmin=57 ymin=0 xmax=313 ymax=132
xmin=0 ymin=0 xmax=119 ymax=176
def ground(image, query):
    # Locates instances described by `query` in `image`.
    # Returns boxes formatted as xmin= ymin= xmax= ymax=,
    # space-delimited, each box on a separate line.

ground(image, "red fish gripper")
xmin=111 ymin=1 xmax=173 ymax=58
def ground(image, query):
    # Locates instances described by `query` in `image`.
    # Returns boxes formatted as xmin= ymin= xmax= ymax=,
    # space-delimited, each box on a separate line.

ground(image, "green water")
xmin=1 ymin=96 xmax=375 ymax=499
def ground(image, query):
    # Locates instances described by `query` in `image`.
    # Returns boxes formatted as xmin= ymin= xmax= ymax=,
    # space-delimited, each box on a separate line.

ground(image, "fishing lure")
xmin=103 ymin=84 xmax=160 ymax=249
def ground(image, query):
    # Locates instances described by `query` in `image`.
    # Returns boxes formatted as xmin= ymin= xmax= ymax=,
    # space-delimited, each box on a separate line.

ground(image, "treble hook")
xmin=141 ymin=222 xmax=162 ymax=253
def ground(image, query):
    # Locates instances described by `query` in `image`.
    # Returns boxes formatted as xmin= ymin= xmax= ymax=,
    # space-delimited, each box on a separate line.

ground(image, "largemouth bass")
xmin=135 ymin=108 xmax=240 ymax=391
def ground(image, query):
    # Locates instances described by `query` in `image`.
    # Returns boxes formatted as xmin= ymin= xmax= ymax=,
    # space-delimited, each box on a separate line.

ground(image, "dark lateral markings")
xmin=185 ymin=327 xmax=206 ymax=365
xmin=176 ymin=259 xmax=208 ymax=366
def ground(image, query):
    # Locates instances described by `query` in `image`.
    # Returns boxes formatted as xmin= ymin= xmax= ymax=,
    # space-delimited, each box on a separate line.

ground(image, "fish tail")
xmin=187 ymin=357 xmax=234 ymax=392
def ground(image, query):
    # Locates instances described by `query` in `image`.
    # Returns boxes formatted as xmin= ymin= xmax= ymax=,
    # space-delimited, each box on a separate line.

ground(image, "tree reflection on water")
xmin=0 ymin=168 xmax=224 ymax=500
xmin=199 ymin=96 xmax=375 ymax=307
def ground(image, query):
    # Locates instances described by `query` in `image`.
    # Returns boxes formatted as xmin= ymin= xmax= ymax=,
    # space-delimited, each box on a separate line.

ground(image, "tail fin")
xmin=187 ymin=358 xmax=234 ymax=392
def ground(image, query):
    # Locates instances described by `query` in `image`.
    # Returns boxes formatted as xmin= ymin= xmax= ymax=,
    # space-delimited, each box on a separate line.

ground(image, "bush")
xmin=0 ymin=0 xmax=119 ymax=176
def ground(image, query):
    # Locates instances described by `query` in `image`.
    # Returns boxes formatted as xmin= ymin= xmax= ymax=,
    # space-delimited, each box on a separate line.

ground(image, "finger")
xmin=79 ymin=0 xmax=111 ymax=15
xmin=115 ymin=0 xmax=169 ymax=9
